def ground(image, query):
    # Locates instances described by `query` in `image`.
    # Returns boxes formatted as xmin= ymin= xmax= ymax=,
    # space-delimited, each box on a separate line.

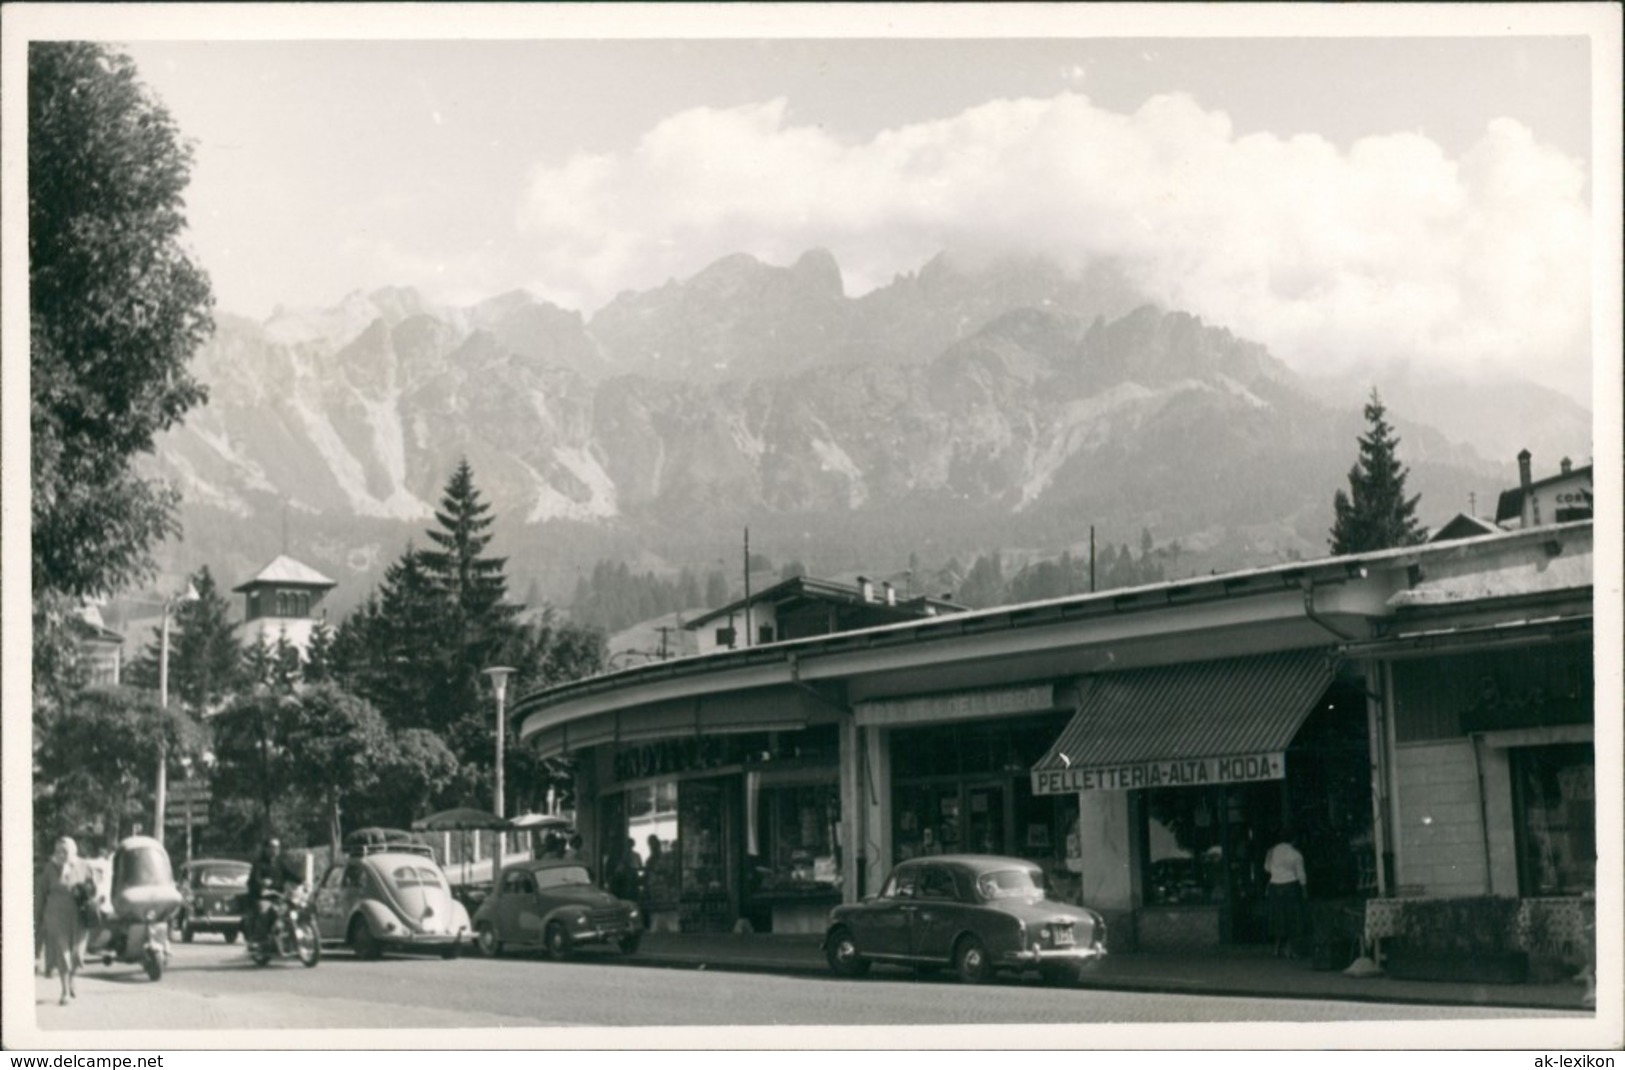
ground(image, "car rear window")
xmin=200 ymin=870 xmax=249 ymax=888
xmin=534 ymin=866 xmax=591 ymax=890
xmin=976 ymin=867 xmax=1047 ymax=901
xmin=390 ymin=865 xmax=447 ymax=888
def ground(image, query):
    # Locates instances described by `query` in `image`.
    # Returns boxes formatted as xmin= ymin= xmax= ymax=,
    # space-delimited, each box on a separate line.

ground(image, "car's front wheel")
xmin=475 ymin=922 xmax=503 ymax=958
xmin=954 ymin=935 xmax=992 ymax=984
xmin=224 ymin=927 xmax=239 ymax=944
xmin=350 ymin=917 xmax=383 ymax=961
xmin=618 ymin=932 xmax=642 ymax=955
xmin=180 ymin=915 xmax=195 ymax=943
xmin=544 ymin=922 xmax=571 ymax=961
xmin=825 ymin=926 xmax=870 ymax=978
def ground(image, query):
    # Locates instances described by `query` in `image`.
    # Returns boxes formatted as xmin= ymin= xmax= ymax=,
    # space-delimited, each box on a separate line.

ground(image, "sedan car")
xmin=472 ymin=859 xmax=641 ymax=959
xmin=176 ymin=858 xmax=251 ymax=943
xmin=310 ymin=829 xmax=470 ymax=960
xmin=823 ymin=855 xmax=1107 ymax=985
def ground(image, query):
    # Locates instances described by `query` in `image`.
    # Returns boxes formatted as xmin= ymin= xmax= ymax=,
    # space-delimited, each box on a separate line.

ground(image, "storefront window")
xmin=751 ymin=781 xmax=841 ymax=894
xmin=1143 ymin=787 xmax=1228 ymax=907
xmin=1514 ymin=743 xmax=1595 ymax=896
xmin=627 ymin=780 xmax=678 ymax=866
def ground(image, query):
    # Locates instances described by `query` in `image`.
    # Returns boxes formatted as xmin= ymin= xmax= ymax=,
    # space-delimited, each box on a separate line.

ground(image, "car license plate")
xmin=1053 ymin=927 xmax=1075 ymax=947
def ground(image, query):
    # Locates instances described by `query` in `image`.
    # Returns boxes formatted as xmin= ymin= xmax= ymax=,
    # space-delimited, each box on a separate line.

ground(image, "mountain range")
xmin=142 ymin=250 xmax=1592 ymax=618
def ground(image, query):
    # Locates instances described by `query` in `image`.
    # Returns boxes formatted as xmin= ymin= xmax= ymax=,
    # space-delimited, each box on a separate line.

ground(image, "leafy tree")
xmin=29 ymin=42 xmax=213 ymax=601
xmin=354 ymin=728 xmax=462 ymax=829
xmin=33 ymin=684 xmax=207 ymax=853
xmin=958 ymin=552 xmax=1006 ymax=609
xmin=333 ymin=547 xmax=452 ymax=730
xmin=279 ymin=684 xmax=390 ymax=856
xmin=1330 ymin=390 xmax=1428 ymax=553
xmin=125 ymin=567 xmax=240 ymax=713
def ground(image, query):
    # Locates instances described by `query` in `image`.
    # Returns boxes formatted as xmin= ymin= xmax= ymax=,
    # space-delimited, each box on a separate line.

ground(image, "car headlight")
xmin=572 ymin=913 xmax=591 ymax=928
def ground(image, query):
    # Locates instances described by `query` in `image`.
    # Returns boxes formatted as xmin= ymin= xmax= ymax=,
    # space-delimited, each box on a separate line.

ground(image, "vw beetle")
xmin=310 ymin=828 xmax=470 ymax=959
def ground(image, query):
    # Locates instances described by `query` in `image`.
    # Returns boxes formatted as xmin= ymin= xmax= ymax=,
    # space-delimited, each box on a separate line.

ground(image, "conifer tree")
xmin=1330 ymin=390 xmax=1429 ymax=554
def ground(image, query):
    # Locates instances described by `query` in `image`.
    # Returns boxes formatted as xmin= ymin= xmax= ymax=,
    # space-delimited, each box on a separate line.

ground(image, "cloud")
xmin=515 ymin=92 xmax=1591 ymax=396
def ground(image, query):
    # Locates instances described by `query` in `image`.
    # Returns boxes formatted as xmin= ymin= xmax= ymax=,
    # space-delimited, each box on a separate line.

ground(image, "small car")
xmin=822 ymin=855 xmax=1108 ymax=985
xmin=176 ymin=858 xmax=252 ymax=943
xmin=472 ymin=858 xmax=641 ymax=959
xmin=310 ymin=828 xmax=470 ymax=960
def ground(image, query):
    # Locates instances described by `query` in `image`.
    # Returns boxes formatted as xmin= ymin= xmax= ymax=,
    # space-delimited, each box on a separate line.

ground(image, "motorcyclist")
xmin=246 ymin=837 xmax=299 ymax=948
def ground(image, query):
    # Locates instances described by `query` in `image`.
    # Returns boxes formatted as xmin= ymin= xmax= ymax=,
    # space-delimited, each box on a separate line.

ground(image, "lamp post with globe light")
xmin=144 ymin=584 xmax=199 ymax=837
xmin=483 ymin=666 xmax=516 ymax=882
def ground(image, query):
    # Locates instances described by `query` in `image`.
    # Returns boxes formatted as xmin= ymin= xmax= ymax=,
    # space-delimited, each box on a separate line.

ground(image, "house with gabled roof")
xmin=233 ymin=554 xmax=337 ymax=659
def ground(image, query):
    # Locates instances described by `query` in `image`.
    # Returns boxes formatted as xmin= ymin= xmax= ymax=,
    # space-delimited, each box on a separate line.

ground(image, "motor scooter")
xmin=249 ymin=885 xmax=321 ymax=967
xmin=87 ymin=835 xmax=183 ymax=981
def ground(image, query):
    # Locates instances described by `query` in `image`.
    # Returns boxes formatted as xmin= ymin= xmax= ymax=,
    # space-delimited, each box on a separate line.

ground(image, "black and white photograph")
xmin=3 ymin=1 xmax=1620 ymax=1056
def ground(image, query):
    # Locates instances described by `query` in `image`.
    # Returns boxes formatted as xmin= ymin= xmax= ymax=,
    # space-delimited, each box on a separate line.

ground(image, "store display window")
xmin=1513 ymin=743 xmax=1595 ymax=897
xmin=748 ymin=779 xmax=841 ymax=895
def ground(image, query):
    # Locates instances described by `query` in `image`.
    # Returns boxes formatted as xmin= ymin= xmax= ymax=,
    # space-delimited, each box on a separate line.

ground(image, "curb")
xmin=624 ymin=950 xmax=1591 ymax=1012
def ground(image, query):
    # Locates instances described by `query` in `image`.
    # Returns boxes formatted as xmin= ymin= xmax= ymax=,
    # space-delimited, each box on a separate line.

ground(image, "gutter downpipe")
xmin=1382 ymin=660 xmax=1404 ymax=895
xmin=1362 ymin=659 xmax=1390 ymax=899
xmin=1470 ymin=733 xmax=1495 ymax=894
xmin=1300 ymin=575 xmax=1362 ymax=642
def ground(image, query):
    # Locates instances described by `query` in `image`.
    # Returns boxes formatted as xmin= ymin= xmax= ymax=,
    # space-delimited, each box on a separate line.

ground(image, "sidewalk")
xmin=631 ymin=932 xmax=1594 ymax=1011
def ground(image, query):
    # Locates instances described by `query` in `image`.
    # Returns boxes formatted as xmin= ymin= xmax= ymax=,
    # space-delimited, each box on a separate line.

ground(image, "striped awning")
xmin=1031 ymin=650 xmax=1334 ymax=794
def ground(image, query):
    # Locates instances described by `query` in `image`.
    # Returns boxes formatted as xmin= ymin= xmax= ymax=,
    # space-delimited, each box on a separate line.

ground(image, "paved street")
xmin=27 ymin=935 xmax=1586 ymax=1038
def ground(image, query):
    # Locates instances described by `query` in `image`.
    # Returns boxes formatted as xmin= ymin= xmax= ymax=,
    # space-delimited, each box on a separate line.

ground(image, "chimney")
xmin=882 ymin=581 xmax=896 ymax=606
xmin=857 ymin=576 xmax=874 ymax=603
xmin=1518 ymin=449 xmax=1533 ymax=492
xmin=1560 ymin=456 xmax=1572 ymax=475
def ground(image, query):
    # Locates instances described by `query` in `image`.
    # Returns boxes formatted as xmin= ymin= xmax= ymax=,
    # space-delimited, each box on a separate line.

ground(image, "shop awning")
xmin=1031 ymin=649 xmax=1335 ymax=795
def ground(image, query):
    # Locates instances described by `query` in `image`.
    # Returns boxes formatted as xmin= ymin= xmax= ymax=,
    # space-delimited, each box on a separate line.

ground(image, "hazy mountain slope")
xmin=142 ymin=250 xmax=1554 ymax=612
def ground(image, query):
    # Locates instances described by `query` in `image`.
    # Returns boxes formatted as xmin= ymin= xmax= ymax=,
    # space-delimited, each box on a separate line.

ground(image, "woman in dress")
xmin=35 ymin=836 xmax=92 ymax=1004
xmin=1264 ymin=827 xmax=1309 ymax=958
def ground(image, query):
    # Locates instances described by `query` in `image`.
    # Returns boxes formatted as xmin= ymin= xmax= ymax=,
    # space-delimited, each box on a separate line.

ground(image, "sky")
xmin=30 ymin=8 xmax=1618 ymax=402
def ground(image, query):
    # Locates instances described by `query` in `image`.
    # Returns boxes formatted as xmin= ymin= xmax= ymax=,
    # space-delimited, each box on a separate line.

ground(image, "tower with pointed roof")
xmin=234 ymin=554 xmax=337 ymax=659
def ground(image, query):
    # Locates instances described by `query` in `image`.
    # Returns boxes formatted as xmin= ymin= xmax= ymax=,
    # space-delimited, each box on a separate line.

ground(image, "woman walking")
xmin=35 ymin=836 xmax=93 ymax=1004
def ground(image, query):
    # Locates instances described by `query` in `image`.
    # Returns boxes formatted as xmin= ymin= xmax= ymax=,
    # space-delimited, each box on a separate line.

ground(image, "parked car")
xmin=310 ymin=828 xmax=470 ymax=960
xmin=472 ymin=858 xmax=641 ymax=959
xmin=176 ymin=858 xmax=252 ymax=943
xmin=822 ymin=855 xmax=1108 ymax=985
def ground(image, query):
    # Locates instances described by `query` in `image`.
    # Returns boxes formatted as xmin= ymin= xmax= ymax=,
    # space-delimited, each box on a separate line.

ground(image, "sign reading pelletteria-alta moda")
xmin=1032 ymin=752 xmax=1285 ymax=795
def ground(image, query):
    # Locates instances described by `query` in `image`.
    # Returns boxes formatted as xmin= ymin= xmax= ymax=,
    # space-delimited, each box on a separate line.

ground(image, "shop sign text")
xmin=855 ymin=684 xmax=1053 ymax=727
xmin=1031 ymin=752 xmax=1285 ymax=795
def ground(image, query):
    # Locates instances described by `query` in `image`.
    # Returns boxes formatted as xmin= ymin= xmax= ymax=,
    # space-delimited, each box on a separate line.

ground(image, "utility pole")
xmin=1089 ymin=526 xmax=1097 ymax=593
xmin=743 ymin=527 xmax=752 ymax=648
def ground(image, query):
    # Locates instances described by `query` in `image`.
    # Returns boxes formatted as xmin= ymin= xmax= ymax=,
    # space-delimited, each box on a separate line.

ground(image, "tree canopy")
xmin=1329 ymin=390 xmax=1428 ymax=554
xmin=29 ymin=42 xmax=214 ymax=600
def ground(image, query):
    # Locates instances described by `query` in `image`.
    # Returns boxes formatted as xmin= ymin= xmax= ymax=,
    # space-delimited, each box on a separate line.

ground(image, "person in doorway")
xmin=641 ymin=834 xmax=665 ymax=930
xmin=35 ymin=836 xmax=93 ymax=1004
xmin=1264 ymin=828 xmax=1309 ymax=958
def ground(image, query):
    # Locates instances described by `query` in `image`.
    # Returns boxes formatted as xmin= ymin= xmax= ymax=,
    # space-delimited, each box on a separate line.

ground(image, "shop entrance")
xmin=1140 ymin=782 xmax=1283 ymax=944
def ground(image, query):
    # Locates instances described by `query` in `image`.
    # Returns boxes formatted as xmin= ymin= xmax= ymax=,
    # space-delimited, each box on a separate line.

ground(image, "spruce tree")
xmin=1330 ymin=390 xmax=1429 ymax=554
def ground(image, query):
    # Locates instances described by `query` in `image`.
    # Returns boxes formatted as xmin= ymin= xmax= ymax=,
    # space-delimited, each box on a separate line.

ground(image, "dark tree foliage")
xmin=333 ymin=547 xmax=455 ymax=730
xmin=1330 ymin=390 xmax=1428 ymax=554
xmin=125 ymin=567 xmax=241 ymax=712
xmin=33 ymin=684 xmax=207 ymax=854
xmin=570 ymin=560 xmax=709 ymax=635
xmin=29 ymin=42 xmax=213 ymax=600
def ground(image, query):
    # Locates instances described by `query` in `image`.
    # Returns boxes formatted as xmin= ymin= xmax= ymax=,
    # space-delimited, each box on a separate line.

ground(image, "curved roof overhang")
xmin=515 ymin=521 xmax=1593 ymax=748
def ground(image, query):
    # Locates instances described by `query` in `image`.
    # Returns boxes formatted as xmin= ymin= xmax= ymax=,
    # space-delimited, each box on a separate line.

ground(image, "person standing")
xmin=1264 ymin=828 xmax=1309 ymax=958
xmin=35 ymin=836 xmax=93 ymax=1005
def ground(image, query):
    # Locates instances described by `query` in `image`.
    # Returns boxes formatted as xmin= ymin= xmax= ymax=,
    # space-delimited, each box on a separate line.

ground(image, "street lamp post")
xmin=147 ymin=585 xmax=198 ymax=839
xmin=483 ymin=666 xmax=516 ymax=884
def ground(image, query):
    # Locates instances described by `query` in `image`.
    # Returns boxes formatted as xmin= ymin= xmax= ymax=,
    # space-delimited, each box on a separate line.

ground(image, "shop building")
xmin=514 ymin=521 xmax=1596 ymax=948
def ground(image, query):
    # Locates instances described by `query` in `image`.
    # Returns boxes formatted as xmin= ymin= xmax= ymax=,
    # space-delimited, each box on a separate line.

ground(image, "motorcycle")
xmin=249 ymin=885 xmax=321 ymax=968
xmin=88 ymin=835 xmax=183 ymax=981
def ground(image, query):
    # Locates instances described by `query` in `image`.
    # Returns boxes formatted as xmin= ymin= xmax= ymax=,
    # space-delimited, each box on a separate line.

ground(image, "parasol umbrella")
xmin=412 ymin=808 xmax=511 ymax=886
xmin=508 ymin=812 xmax=573 ymax=832
xmin=412 ymin=807 xmax=510 ymax=832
